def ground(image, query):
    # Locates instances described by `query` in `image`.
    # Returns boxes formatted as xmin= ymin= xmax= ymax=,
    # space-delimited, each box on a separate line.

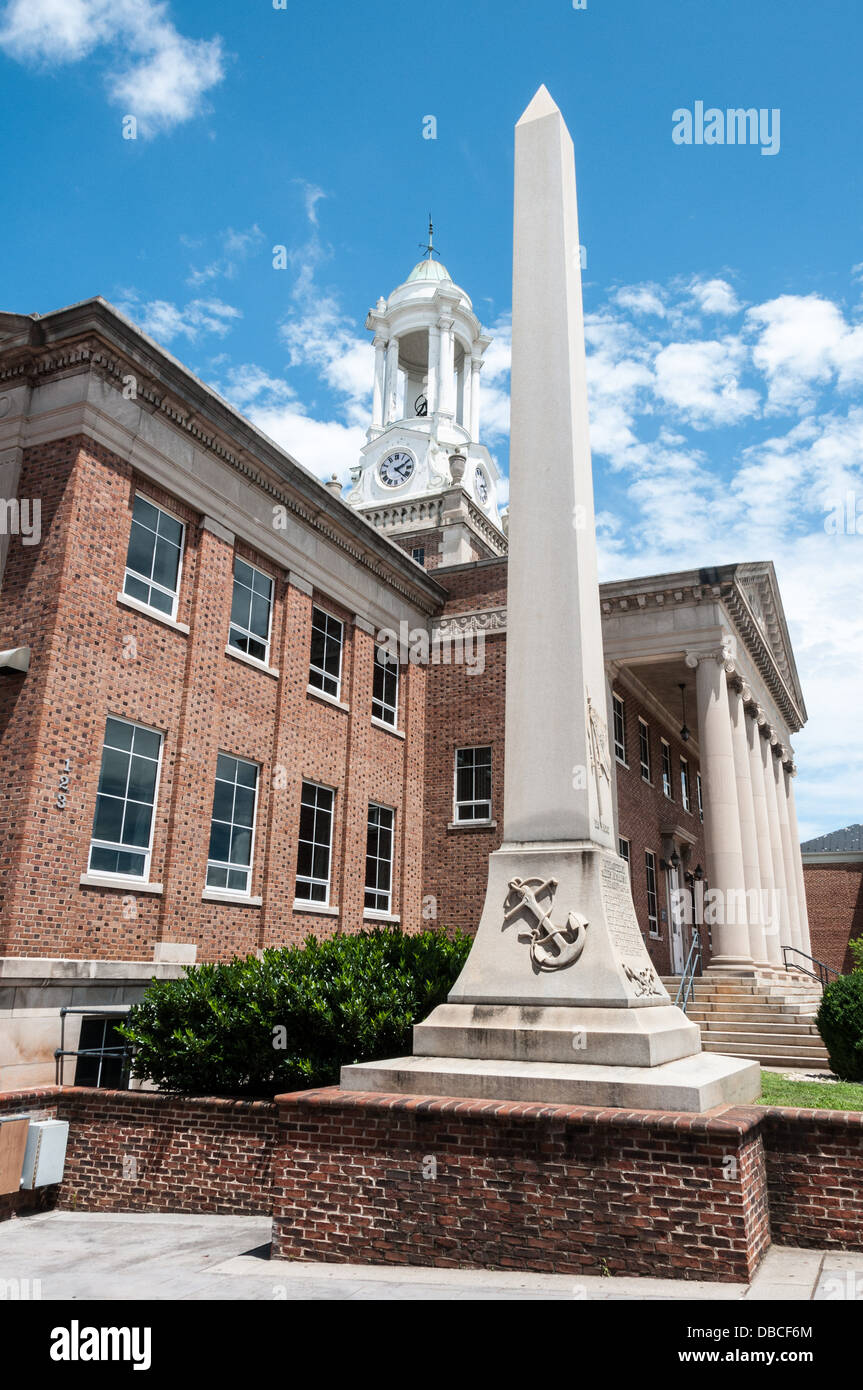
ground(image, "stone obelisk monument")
xmin=341 ymin=87 xmax=759 ymax=1111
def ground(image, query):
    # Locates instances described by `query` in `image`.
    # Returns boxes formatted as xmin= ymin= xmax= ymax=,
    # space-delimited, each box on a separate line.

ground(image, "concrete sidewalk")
xmin=0 ymin=1212 xmax=860 ymax=1301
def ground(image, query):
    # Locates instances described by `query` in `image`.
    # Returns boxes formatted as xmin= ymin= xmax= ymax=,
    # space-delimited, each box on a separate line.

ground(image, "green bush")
xmin=848 ymin=934 xmax=863 ymax=972
xmin=119 ymin=926 xmax=471 ymax=1098
xmin=816 ymin=972 xmax=863 ymax=1082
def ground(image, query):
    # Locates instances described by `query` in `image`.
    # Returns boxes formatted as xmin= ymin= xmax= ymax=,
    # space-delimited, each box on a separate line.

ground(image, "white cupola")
xmin=347 ymin=226 xmax=506 ymax=563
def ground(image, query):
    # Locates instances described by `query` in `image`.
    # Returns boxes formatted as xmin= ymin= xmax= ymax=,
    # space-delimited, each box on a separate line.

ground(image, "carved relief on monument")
xmin=587 ymin=693 xmax=612 ymax=834
xmin=503 ymin=877 xmax=588 ymax=973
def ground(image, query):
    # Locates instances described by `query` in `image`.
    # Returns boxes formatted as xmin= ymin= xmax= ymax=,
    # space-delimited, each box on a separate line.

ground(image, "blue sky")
xmin=2 ymin=0 xmax=862 ymax=838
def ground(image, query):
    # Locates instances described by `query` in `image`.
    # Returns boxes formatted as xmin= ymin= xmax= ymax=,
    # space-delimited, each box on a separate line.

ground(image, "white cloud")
xmin=614 ymin=284 xmax=667 ymax=317
xmin=746 ymin=293 xmax=863 ymax=413
xmin=653 ymin=338 xmax=760 ymax=427
xmin=0 ymin=0 xmax=224 ymax=135
xmin=186 ymin=225 xmax=264 ymax=288
xmin=688 ymin=277 xmax=743 ymax=316
xmin=117 ymin=293 xmax=241 ymax=342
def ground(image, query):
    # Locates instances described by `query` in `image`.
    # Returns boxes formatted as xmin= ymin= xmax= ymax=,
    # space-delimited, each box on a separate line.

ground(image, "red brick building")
xmin=802 ymin=826 xmax=863 ymax=974
xmin=0 ymin=295 xmax=809 ymax=1087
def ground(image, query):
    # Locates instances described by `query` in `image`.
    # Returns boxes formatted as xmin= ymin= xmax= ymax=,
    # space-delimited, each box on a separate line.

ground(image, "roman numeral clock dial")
xmin=378 ymin=451 xmax=415 ymax=487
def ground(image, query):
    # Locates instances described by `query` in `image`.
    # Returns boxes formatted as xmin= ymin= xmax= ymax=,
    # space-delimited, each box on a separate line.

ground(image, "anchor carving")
xmin=504 ymin=877 xmax=588 ymax=972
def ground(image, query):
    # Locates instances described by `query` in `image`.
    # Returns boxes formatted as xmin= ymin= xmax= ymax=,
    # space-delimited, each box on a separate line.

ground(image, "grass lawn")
xmin=759 ymin=1068 xmax=863 ymax=1111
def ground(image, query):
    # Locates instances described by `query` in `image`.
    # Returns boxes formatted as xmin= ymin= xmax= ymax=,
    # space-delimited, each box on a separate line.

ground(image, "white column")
xmin=771 ymin=741 xmax=804 ymax=957
xmin=729 ymin=682 xmax=768 ymax=965
xmin=772 ymin=748 xmax=804 ymax=958
xmin=470 ymin=357 xmax=482 ymax=440
xmin=461 ymin=354 xmax=472 ymax=432
xmin=759 ymin=720 xmax=792 ymax=960
xmin=784 ymin=763 xmax=812 ymax=957
xmin=371 ymin=334 xmax=386 ymax=430
xmin=437 ymin=317 xmax=455 ymax=419
xmin=746 ymin=703 xmax=782 ymax=967
xmin=427 ymin=324 xmax=440 ymax=416
xmin=384 ymin=336 xmax=400 ymax=424
xmin=688 ymin=650 xmax=754 ymax=969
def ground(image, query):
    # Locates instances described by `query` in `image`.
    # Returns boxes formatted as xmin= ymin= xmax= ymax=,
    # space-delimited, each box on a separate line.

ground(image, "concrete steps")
xmin=660 ymin=973 xmax=830 ymax=1069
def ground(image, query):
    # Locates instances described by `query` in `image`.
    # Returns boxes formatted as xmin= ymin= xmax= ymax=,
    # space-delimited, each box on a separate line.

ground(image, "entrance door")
xmin=667 ymin=865 xmax=686 ymax=974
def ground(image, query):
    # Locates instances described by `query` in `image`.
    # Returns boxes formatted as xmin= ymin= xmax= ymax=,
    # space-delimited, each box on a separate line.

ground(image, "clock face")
xmin=474 ymin=465 xmax=489 ymax=505
xmin=379 ymin=450 xmax=415 ymax=488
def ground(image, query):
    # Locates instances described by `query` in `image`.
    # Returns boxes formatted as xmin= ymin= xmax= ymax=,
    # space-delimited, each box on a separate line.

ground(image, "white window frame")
xmin=696 ymin=770 xmax=704 ymax=822
xmin=639 ymin=718 xmax=651 ymax=783
xmin=411 ymin=546 xmax=426 ymax=567
xmin=454 ymin=746 xmax=492 ymax=823
xmin=123 ymin=493 xmax=185 ymax=621
xmin=87 ymin=716 xmax=164 ymax=882
xmin=295 ymin=780 xmax=335 ymax=905
xmin=612 ymin=693 xmax=627 ymax=765
xmin=308 ymin=607 xmax=344 ymax=701
xmin=365 ymin=803 xmax=394 ymax=914
xmin=681 ymin=757 xmax=691 ymax=813
xmin=372 ymin=645 xmax=399 ymax=727
xmin=661 ymin=738 xmax=673 ymax=799
xmin=205 ymin=753 xmax=260 ymax=896
xmin=645 ymin=849 xmax=660 ymax=937
xmin=228 ymin=556 xmax=274 ymax=666
xmin=618 ymin=836 xmax=631 ymax=878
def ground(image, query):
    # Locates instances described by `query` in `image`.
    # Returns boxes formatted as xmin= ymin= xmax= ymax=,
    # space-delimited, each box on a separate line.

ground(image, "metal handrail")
xmin=54 ymin=1005 xmax=132 ymax=1086
xmin=675 ymin=928 xmax=703 ymax=1014
xmin=782 ymin=946 xmax=840 ymax=988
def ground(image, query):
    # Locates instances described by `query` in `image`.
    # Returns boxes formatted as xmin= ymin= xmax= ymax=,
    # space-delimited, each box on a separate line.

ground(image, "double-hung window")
xmin=308 ymin=607 xmax=343 ymax=699
xmin=661 ymin=739 xmax=673 ymax=798
xmin=681 ymin=757 xmax=691 ymax=812
xmin=365 ymin=804 xmax=394 ymax=914
xmin=206 ymin=754 xmax=259 ymax=895
xmin=123 ymin=495 xmax=184 ymax=618
xmin=88 ymin=717 xmax=162 ymax=880
xmin=229 ymin=557 xmax=273 ymax=664
xmin=295 ymin=781 xmax=334 ymax=904
xmin=372 ymin=646 xmax=399 ymax=726
xmin=645 ymin=850 xmax=659 ymax=936
xmin=454 ymin=747 xmax=492 ymax=822
xmin=639 ymin=719 xmax=651 ymax=783
xmin=612 ymin=693 xmax=626 ymax=764
xmin=619 ymin=836 xmax=631 ymax=877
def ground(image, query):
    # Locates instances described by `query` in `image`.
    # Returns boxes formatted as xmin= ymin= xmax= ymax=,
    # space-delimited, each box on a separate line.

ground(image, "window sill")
xmin=648 ymin=930 xmax=662 ymax=940
xmin=293 ymin=900 xmax=339 ymax=916
xmin=202 ymin=888 xmax=262 ymax=907
xmin=117 ymin=592 xmax=189 ymax=635
xmin=364 ymin=910 xmax=400 ymax=924
xmin=225 ymin=645 xmax=279 ymax=679
xmin=371 ymin=717 xmax=405 ymax=739
xmin=306 ymin=684 xmax=349 ymax=713
xmin=447 ymin=819 xmax=497 ymax=832
xmin=615 ymin=757 xmax=629 ymax=769
xmin=80 ymin=872 xmax=163 ymax=895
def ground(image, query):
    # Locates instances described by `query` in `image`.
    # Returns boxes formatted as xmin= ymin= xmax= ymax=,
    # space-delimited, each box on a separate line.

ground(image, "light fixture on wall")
xmin=678 ymin=682 xmax=691 ymax=743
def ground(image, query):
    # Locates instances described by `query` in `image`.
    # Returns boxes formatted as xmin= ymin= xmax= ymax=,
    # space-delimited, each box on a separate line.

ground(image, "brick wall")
xmin=803 ymin=862 xmax=863 ymax=973
xmin=3 ymin=1085 xmax=862 ymax=1279
xmin=273 ymin=1088 xmax=769 ymax=1281
xmin=0 ymin=434 xmax=424 ymax=961
xmin=612 ymin=681 xmax=707 ymax=976
xmin=751 ymin=1106 xmax=863 ymax=1251
xmin=0 ymin=1087 xmax=277 ymax=1218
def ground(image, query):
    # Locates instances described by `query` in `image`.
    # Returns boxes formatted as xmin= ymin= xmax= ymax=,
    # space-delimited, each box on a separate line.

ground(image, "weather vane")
xmin=419 ymin=214 xmax=440 ymax=261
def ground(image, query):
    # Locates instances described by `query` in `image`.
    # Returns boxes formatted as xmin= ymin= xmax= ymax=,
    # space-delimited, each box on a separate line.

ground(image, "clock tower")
xmin=346 ymin=229 xmax=507 ymax=567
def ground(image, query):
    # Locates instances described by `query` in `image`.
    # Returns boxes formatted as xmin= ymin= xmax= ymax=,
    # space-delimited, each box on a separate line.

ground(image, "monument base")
xmin=340 ymin=1050 xmax=760 ymax=1113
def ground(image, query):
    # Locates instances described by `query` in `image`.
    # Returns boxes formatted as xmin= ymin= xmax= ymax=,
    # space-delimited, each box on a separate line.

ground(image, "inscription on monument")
xmin=600 ymin=856 xmax=645 ymax=956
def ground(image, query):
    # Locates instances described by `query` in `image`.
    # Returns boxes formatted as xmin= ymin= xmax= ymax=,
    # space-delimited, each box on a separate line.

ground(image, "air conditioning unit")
xmin=20 ymin=1119 xmax=69 ymax=1189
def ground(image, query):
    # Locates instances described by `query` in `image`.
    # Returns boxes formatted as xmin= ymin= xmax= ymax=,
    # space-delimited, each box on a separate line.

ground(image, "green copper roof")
xmin=405 ymin=257 xmax=452 ymax=284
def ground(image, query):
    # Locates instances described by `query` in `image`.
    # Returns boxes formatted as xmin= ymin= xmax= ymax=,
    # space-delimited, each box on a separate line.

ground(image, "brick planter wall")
xmin=753 ymin=1106 xmax=863 ymax=1250
xmin=3 ymin=1085 xmax=863 ymax=1281
xmin=272 ymin=1088 xmax=770 ymax=1282
xmin=0 ymin=1087 xmax=278 ymax=1219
